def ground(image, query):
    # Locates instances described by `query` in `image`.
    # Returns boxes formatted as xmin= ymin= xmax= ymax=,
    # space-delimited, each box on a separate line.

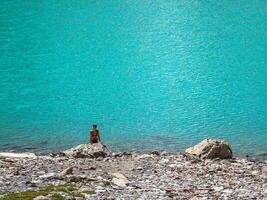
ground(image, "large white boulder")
xmin=63 ymin=143 xmax=111 ymax=158
xmin=185 ymin=139 xmax=233 ymax=159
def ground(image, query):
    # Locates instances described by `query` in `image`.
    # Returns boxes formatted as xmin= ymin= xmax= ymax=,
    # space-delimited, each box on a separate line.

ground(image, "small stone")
xmin=223 ymin=182 xmax=231 ymax=188
xmin=150 ymin=151 xmax=160 ymax=156
xmin=103 ymin=157 xmax=110 ymax=162
xmin=49 ymin=153 xmax=57 ymax=157
xmin=159 ymin=159 xmax=169 ymax=164
xmin=111 ymin=172 xmax=129 ymax=187
xmin=161 ymin=151 xmax=168 ymax=156
xmin=223 ymin=189 xmax=234 ymax=194
xmin=39 ymin=173 xmax=60 ymax=180
xmin=169 ymin=164 xmax=176 ymax=168
xmin=36 ymin=171 xmax=46 ymax=175
xmin=60 ymin=167 xmax=73 ymax=176
xmin=86 ymin=177 xmax=98 ymax=181
xmin=165 ymin=188 xmax=174 ymax=193
xmin=96 ymin=185 xmax=104 ymax=190
xmin=251 ymin=170 xmax=259 ymax=176
xmin=112 ymin=178 xmax=128 ymax=187
xmin=88 ymin=166 xmax=96 ymax=170
xmin=96 ymin=189 xmax=105 ymax=193
xmin=213 ymin=186 xmax=223 ymax=192
xmin=138 ymin=154 xmax=153 ymax=159
xmin=78 ymin=186 xmax=93 ymax=192
xmin=69 ymin=175 xmax=86 ymax=182
xmin=96 ymin=157 xmax=103 ymax=161
xmin=3 ymin=158 xmax=15 ymax=163
xmin=25 ymin=181 xmax=37 ymax=187
xmin=33 ymin=196 xmax=49 ymax=200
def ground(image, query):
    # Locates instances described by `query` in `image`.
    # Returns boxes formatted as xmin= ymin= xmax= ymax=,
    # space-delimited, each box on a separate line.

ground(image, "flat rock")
xmin=112 ymin=178 xmax=128 ymax=187
xmin=112 ymin=172 xmax=129 ymax=181
xmin=111 ymin=172 xmax=129 ymax=187
xmin=39 ymin=173 xmax=60 ymax=180
xmin=0 ymin=152 xmax=37 ymax=159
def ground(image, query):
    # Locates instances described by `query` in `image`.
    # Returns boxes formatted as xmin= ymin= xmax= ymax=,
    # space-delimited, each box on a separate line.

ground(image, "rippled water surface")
xmin=0 ymin=1 xmax=266 ymax=155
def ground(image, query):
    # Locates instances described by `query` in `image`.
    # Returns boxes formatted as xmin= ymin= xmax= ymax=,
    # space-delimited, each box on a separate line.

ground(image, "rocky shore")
xmin=0 ymin=141 xmax=266 ymax=200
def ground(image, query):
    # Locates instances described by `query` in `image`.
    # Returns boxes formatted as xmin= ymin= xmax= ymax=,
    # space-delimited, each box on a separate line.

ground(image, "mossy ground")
xmin=0 ymin=184 xmax=96 ymax=200
xmin=51 ymin=193 xmax=64 ymax=200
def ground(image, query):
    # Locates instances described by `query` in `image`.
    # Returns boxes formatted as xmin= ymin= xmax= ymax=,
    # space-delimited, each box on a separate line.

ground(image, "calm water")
xmin=0 ymin=1 xmax=266 ymax=156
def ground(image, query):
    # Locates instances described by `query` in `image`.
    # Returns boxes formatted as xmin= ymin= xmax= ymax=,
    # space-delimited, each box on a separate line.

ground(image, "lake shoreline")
xmin=1 ymin=145 xmax=267 ymax=161
xmin=0 ymin=144 xmax=266 ymax=199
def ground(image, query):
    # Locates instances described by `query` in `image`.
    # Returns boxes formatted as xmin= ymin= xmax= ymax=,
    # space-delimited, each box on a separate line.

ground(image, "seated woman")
xmin=89 ymin=124 xmax=101 ymax=144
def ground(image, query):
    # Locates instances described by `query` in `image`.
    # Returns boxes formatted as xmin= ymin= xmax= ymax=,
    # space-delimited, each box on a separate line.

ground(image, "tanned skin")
xmin=89 ymin=125 xmax=101 ymax=144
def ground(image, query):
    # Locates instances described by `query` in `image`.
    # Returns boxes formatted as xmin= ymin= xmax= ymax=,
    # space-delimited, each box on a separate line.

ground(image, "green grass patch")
xmin=81 ymin=190 xmax=96 ymax=195
xmin=51 ymin=193 xmax=64 ymax=200
xmin=0 ymin=184 xmax=94 ymax=200
xmin=0 ymin=190 xmax=47 ymax=200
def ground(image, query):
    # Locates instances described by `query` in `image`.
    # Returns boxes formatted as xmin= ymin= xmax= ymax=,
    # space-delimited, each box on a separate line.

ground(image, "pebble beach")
xmin=0 ymin=144 xmax=266 ymax=200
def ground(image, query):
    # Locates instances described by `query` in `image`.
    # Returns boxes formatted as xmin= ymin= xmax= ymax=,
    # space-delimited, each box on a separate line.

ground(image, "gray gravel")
xmin=0 ymin=152 xmax=266 ymax=199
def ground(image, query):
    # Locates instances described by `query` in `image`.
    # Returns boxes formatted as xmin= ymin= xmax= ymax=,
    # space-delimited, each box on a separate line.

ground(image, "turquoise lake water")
xmin=0 ymin=1 xmax=266 ymax=156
